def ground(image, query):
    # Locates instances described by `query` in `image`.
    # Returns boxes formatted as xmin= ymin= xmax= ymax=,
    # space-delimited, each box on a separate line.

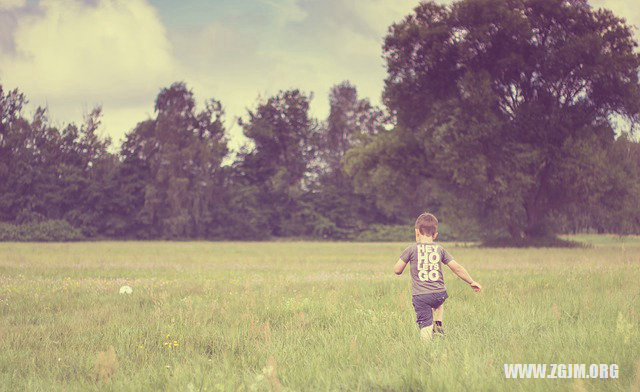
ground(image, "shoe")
xmin=433 ymin=324 xmax=445 ymax=336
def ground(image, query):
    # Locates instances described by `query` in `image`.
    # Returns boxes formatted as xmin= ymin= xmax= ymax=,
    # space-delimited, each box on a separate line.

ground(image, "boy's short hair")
xmin=415 ymin=212 xmax=438 ymax=236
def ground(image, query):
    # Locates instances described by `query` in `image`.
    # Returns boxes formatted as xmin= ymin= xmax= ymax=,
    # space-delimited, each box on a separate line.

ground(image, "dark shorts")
xmin=411 ymin=291 xmax=448 ymax=329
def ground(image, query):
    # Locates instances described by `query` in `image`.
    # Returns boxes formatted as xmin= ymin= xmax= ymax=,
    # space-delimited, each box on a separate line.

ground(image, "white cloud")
xmin=0 ymin=0 xmax=178 ymax=145
xmin=259 ymin=0 xmax=307 ymax=25
xmin=342 ymin=0 xmax=416 ymax=35
xmin=0 ymin=0 xmax=26 ymax=11
xmin=172 ymin=0 xmax=417 ymax=151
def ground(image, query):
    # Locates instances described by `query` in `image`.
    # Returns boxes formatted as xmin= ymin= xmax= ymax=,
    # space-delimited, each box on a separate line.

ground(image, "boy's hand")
xmin=470 ymin=281 xmax=482 ymax=292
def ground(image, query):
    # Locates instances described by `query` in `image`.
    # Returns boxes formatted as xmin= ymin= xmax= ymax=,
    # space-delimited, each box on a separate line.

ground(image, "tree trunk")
xmin=524 ymin=202 xmax=539 ymax=237
xmin=508 ymin=223 xmax=522 ymax=240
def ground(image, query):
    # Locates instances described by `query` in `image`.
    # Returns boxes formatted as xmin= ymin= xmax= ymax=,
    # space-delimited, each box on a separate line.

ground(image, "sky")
xmin=0 ymin=0 xmax=638 ymax=150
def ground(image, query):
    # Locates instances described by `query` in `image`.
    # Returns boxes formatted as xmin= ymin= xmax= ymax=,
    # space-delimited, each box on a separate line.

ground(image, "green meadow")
xmin=1 ymin=236 xmax=639 ymax=391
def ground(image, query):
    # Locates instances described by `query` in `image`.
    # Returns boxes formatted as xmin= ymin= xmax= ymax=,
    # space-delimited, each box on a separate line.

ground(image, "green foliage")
xmin=238 ymin=89 xmax=316 ymax=193
xmin=235 ymin=89 xmax=318 ymax=237
xmin=561 ymin=134 xmax=640 ymax=234
xmin=345 ymin=128 xmax=430 ymax=220
xmin=115 ymin=82 xmax=229 ymax=239
xmin=323 ymin=81 xmax=387 ymax=171
xmin=481 ymin=235 xmax=584 ymax=248
xmin=354 ymin=221 xmax=466 ymax=242
xmin=0 ymin=90 xmax=116 ymax=237
xmin=0 ymin=220 xmax=83 ymax=241
xmin=309 ymin=82 xmax=395 ymax=238
xmin=354 ymin=224 xmax=413 ymax=242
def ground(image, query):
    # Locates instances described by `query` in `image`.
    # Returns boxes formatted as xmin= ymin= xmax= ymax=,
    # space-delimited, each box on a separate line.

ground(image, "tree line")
xmin=1 ymin=0 xmax=639 ymax=243
xmin=0 ymin=81 xmax=394 ymax=240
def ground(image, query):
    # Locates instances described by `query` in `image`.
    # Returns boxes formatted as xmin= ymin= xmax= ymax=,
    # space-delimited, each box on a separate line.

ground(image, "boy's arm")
xmin=446 ymin=260 xmax=482 ymax=292
xmin=394 ymin=259 xmax=408 ymax=275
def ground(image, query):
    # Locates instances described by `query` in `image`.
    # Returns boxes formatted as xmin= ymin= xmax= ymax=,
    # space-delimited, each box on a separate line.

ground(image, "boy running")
xmin=394 ymin=212 xmax=482 ymax=341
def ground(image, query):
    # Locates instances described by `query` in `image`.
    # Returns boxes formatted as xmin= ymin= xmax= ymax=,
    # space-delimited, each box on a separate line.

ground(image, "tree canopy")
xmin=347 ymin=0 xmax=640 ymax=241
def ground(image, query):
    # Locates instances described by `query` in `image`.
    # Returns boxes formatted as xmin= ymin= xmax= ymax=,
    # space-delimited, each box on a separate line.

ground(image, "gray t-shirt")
xmin=400 ymin=242 xmax=453 ymax=295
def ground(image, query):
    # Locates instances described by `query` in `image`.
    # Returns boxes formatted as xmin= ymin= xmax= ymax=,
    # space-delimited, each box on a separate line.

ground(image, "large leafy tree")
xmin=560 ymin=133 xmax=640 ymax=234
xmin=49 ymin=107 xmax=116 ymax=235
xmin=323 ymin=81 xmax=387 ymax=172
xmin=117 ymin=82 xmax=228 ymax=238
xmin=235 ymin=89 xmax=319 ymax=237
xmin=0 ymin=84 xmax=115 ymax=233
xmin=347 ymin=0 xmax=640 ymax=240
xmin=0 ymin=86 xmax=29 ymax=222
xmin=311 ymin=82 xmax=392 ymax=237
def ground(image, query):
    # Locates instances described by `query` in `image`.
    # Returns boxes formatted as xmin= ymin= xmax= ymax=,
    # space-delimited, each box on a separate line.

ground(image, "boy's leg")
xmin=432 ymin=304 xmax=445 ymax=335
xmin=411 ymin=295 xmax=434 ymax=342
xmin=431 ymin=292 xmax=448 ymax=335
xmin=433 ymin=303 xmax=444 ymax=323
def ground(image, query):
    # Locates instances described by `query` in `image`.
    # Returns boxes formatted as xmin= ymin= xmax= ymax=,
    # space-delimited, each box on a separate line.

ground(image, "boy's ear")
xmin=434 ymin=232 xmax=438 ymax=240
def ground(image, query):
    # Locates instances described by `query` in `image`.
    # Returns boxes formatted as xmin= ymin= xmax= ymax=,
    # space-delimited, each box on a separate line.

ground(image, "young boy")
xmin=394 ymin=212 xmax=482 ymax=341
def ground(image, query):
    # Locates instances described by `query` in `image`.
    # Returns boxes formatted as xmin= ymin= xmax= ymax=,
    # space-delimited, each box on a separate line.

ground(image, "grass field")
xmin=1 ymin=235 xmax=639 ymax=391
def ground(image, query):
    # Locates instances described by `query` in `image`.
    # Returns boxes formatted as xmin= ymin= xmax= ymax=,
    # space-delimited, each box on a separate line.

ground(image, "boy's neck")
xmin=417 ymin=235 xmax=435 ymax=243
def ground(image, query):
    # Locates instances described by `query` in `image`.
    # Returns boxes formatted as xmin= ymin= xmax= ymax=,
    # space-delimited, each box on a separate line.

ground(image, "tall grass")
xmin=0 ymin=237 xmax=638 ymax=391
